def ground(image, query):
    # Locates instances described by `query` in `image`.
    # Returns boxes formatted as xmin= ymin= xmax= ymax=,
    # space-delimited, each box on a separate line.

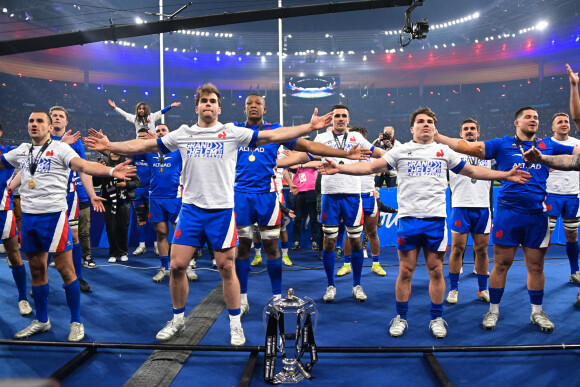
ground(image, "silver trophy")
xmin=263 ymin=288 xmax=318 ymax=384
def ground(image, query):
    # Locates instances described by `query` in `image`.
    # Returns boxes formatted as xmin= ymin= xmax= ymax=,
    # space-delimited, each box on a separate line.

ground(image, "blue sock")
xmin=528 ymin=289 xmax=544 ymax=305
xmin=372 ymin=255 xmax=379 ymax=263
xmin=32 ymin=283 xmax=50 ymax=323
xmin=47 ymin=253 xmax=53 ymax=265
xmin=343 ymin=254 xmax=352 ymax=264
xmin=12 ymin=264 xmax=28 ymax=301
xmin=255 ymin=242 xmax=263 ymax=250
xmin=266 ymin=258 xmax=283 ymax=295
xmin=137 ymin=224 xmax=147 ymax=244
xmin=63 ymin=280 xmax=81 ymax=323
xmin=322 ymin=249 xmax=336 ymax=287
xmin=396 ymin=301 xmax=409 ymax=320
xmin=228 ymin=308 xmax=241 ymax=316
xmin=280 ymin=241 xmax=289 ymax=249
xmin=73 ymin=243 xmax=83 ymax=279
xmin=566 ymin=242 xmax=579 ymax=273
xmin=449 ymin=272 xmax=460 ymax=291
xmin=160 ymin=256 xmax=170 ymax=270
xmin=430 ymin=302 xmax=443 ymax=319
xmin=489 ymin=287 xmax=505 ymax=304
xmin=173 ymin=306 xmax=185 ymax=315
xmin=351 ymin=248 xmax=364 ymax=287
xmin=235 ymin=258 xmax=251 ymax=294
xmin=477 ymin=274 xmax=488 ymax=291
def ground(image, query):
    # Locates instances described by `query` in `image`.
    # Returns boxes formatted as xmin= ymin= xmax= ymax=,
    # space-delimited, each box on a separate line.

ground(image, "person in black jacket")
xmin=94 ymin=153 xmax=140 ymax=263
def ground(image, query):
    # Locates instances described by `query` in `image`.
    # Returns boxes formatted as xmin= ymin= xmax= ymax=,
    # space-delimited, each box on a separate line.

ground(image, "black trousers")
xmin=293 ymin=190 xmax=319 ymax=243
xmin=104 ymin=203 xmax=131 ymax=258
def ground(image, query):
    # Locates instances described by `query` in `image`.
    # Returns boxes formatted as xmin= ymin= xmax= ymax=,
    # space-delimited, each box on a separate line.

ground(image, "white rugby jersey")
xmin=449 ymin=156 xmax=494 ymax=208
xmin=2 ymin=141 xmax=78 ymax=214
xmin=314 ymin=130 xmax=373 ymax=195
xmin=274 ymin=146 xmax=286 ymax=193
xmin=384 ymin=141 xmax=465 ymax=218
xmin=158 ymin=122 xmax=257 ymax=209
xmin=546 ymin=136 xmax=580 ymax=195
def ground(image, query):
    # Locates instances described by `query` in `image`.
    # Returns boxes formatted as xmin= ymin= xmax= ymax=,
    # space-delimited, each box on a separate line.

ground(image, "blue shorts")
xmin=320 ymin=194 xmax=364 ymax=227
xmin=66 ymin=191 xmax=80 ymax=226
xmin=450 ymin=207 xmax=492 ymax=234
xmin=149 ymin=197 xmax=182 ymax=224
xmin=0 ymin=210 xmax=17 ymax=240
xmin=234 ymin=191 xmax=281 ymax=227
xmin=361 ymin=192 xmax=379 ymax=217
xmin=397 ymin=217 xmax=448 ymax=252
xmin=545 ymin=193 xmax=580 ymax=219
xmin=133 ymin=187 xmax=150 ymax=208
xmin=21 ymin=211 xmax=73 ymax=254
xmin=172 ymin=203 xmax=238 ymax=250
xmin=492 ymin=205 xmax=550 ymax=248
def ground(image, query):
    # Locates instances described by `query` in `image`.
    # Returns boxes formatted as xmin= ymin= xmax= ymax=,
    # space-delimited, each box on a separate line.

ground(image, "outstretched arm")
xmin=433 ymin=131 xmax=486 ymax=158
xmin=318 ymin=157 xmax=389 ymax=176
xmin=84 ymin=128 xmax=160 ymax=156
xmin=293 ymin=138 xmax=372 ymax=160
xmin=524 ymin=147 xmax=580 ymax=171
xmin=459 ymin=163 xmax=530 ymax=183
xmin=256 ymin=108 xmax=332 ymax=146
xmin=568 ymin=64 xmax=580 ymax=130
xmin=70 ymin=158 xmax=136 ymax=180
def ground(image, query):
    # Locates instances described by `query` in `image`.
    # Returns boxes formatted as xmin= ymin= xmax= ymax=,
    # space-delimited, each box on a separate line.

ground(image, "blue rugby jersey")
xmin=146 ymin=150 xmax=182 ymax=199
xmin=233 ymin=121 xmax=297 ymax=193
xmin=484 ymin=135 xmax=574 ymax=212
xmin=0 ymin=144 xmax=17 ymax=210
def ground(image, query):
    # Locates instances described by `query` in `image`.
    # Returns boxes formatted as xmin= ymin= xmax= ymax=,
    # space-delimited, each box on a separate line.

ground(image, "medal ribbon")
xmin=28 ymin=139 xmax=52 ymax=177
xmin=245 ymin=122 xmax=264 ymax=160
xmin=514 ymin=135 xmax=536 ymax=168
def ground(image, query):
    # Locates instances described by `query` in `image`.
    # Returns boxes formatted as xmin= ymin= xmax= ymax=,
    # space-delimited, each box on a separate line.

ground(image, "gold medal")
xmin=28 ymin=179 xmax=35 ymax=189
xmin=248 ymin=154 xmax=256 ymax=162
xmin=159 ymin=167 xmax=164 ymax=173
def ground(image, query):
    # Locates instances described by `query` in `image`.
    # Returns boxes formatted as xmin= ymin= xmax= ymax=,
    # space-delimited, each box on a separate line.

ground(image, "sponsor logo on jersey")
xmin=238 ymin=146 xmax=265 ymax=152
xmin=186 ymin=142 xmax=224 ymax=158
xmin=407 ymin=160 xmax=443 ymax=176
xmin=512 ymin=162 xmax=542 ymax=169
xmin=21 ymin=158 xmax=52 ymax=173
xmin=436 ymin=149 xmax=444 ymax=157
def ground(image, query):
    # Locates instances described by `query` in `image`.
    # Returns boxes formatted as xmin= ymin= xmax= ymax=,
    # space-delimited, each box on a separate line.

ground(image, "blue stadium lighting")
xmin=144 ymin=91 xmax=149 ymax=96
xmin=238 ymin=94 xmax=243 ymax=99
xmin=97 ymin=86 xmax=102 ymax=90
xmin=171 ymin=93 xmax=176 ymax=97
xmin=576 ymin=35 xmax=580 ymax=42
xmin=238 ymin=57 xmax=242 ymax=62
xmin=194 ymin=57 xmax=198 ymax=61
xmin=123 ymin=89 xmax=127 ymax=93
xmin=216 ymin=56 xmax=220 ymax=62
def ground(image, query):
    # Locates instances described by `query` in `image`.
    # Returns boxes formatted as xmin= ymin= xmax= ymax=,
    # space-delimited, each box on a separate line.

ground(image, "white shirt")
xmin=384 ymin=141 xmax=464 ymax=218
xmin=115 ymin=107 xmax=163 ymax=135
xmin=3 ymin=141 xmax=78 ymax=214
xmin=314 ymin=130 xmax=373 ymax=195
xmin=159 ymin=122 xmax=256 ymax=209
xmin=449 ymin=155 xmax=494 ymax=208
xmin=546 ymin=136 xmax=580 ymax=195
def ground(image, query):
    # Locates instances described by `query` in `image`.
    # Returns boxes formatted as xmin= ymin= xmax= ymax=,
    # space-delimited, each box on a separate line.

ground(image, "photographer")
xmin=373 ymin=126 xmax=400 ymax=188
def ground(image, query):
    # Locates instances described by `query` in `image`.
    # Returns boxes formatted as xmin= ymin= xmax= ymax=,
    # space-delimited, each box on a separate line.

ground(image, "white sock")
xmin=139 ymin=242 xmax=145 ymax=248
xmin=489 ymin=303 xmax=499 ymax=314
xmin=273 ymin=293 xmax=282 ymax=299
xmin=154 ymin=241 xmax=158 ymax=248
xmin=173 ymin=312 xmax=185 ymax=323
xmin=281 ymin=248 xmax=288 ymax=255
xmin=363 ymin=249 xmax=368 ymax=258
xmin=531 ymin=304 xmax=542 ymax=314
xmin=241 ymin=293 xmax=248 ymax=304
xmin=229 ymin=314 xmax=241 ymax=325
xmin=255 ymin=248 xmax=262 ymax=256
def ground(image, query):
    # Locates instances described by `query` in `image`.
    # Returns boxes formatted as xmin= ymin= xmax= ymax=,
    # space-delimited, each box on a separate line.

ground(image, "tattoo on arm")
xmin=543 ymin=154 xmax=580 ymax=171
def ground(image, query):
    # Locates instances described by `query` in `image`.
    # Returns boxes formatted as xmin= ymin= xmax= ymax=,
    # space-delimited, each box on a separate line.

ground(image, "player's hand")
xmin=523 ymin=147 xmax=542 ymax=163
xmin=61 ymin=130 xmax=81 ymax=145
xmin=111 ymin=160 xmax=137 ymax=180
xmin=507 ymin=164 xmax=532 ymax=184
xmin=317 ymin=159 xmax=339 ymax=175
xmin=108 ymin=99 xmax=117 ymax=109
xmin=171 ymin=102 xmax=181 ymax=107
xmin=84 ymin=128 xmax=110 ymax=151
xmin=90 ymin=196 xmax=106 ymax=212
xmin=308 ymin=108 xmax=333 ymax=132
xmin=288 ymin=210 xmax=296 ymax=219
xmin=346 ymin=143 xmax=372 ymax=160
xmin=567 ymin=64 xmax=579 ymax=87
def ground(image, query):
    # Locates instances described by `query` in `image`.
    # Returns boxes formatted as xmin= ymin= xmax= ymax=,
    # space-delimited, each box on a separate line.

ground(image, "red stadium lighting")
xmin=502 ymin=43 xmax=506 ymax=51
xmin=476 ymin=88 xmax=481 ymax=92
xmin=526 ymin=39 xmax=532 ymax=50
xmin=430 ymin=91 xmax=434 ymax=95
xmin=73 ymin=83 xmax=78 ymax=87
xmin=387 ymin=93 xmax=391 ymax=97
xmin=408 ymin=54 xmax=413 ymax=59
xmin=49 ymin=79 xmax=53 ymax=82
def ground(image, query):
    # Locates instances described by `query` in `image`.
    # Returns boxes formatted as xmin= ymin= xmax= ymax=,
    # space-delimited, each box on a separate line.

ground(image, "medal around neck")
xmin=28 ymin=179 xmax=35 ymax=189
xmin=249 ymin=154 xmax=256 ymax=162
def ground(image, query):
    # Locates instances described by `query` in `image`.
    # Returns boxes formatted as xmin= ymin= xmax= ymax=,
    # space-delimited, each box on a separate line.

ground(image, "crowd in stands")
xmin=0 ymin=72 xmax=574 ymax=151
